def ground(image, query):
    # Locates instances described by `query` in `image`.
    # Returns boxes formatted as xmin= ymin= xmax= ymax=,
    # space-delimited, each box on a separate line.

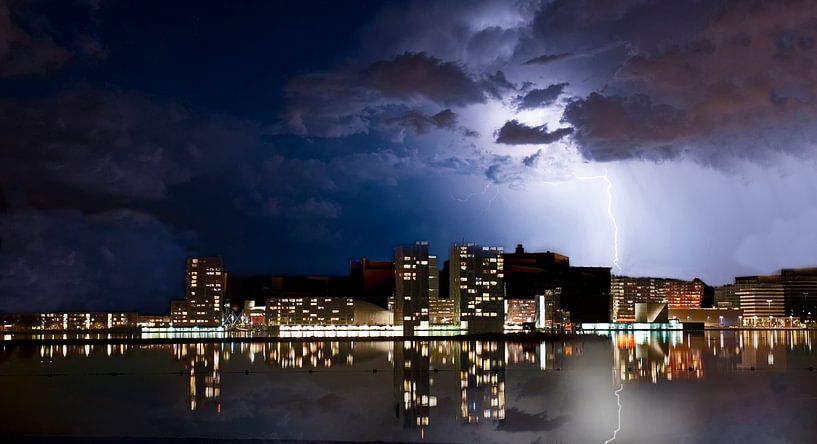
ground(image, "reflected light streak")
xmin=603 ymin=383 xmax=624 ymax=444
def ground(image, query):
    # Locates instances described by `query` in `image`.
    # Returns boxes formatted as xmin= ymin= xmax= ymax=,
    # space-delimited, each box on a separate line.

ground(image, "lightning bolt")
xmin=603 ymin=383 xmax=624 ymax=444
xmin=451 ymin=183 xmax=491 ymax=203
xmin=452 ymin=183 xmax=506 ymax=214
xmin=574 ymin=172 xmax=621 ymax=273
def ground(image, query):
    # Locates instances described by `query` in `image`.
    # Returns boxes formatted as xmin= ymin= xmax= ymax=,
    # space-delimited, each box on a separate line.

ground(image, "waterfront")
xmin=1 ymin=331 xmax=816 ymax=443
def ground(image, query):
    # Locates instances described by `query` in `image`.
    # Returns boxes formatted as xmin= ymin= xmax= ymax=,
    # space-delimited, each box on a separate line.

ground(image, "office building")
xmin=714 ymin=284 xmax=741 ymax=307
xmin=450 ymin=243 xmax=504 ymax=333
xmin=734 ymin=277 xmax=786 ymax=326
xmin=612 ymin=277 xmax=702 ymax=322
xmin=665 ymin=279 xmax=704 ymax=309
xmin=611 ymin=277 xmax=660 ymax=321
xmin=429 ymin=297 xmax=455 ymax=325
xmin=394 ymin=242 xmax=437 ymax=335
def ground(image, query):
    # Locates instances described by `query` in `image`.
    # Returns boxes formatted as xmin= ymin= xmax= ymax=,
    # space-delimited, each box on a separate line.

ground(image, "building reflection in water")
xmin=457 ymin=341 xmax=505 ymax=424
xmin=173 ymin=343 xmax=221 ymax=413
xmin=18 ymin=330 xmax=816 ymax=427
xmin=393 ymin=340 xmax=434 ymax=434
xmin=609 ymin=331 xmax=705 ymax=384
xmin=390 ymin=340 xmax=506 ymax=435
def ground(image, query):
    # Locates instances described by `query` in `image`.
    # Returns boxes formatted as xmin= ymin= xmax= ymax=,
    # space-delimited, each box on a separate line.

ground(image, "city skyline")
xmin=4 ymin=1 xmax=817 ymax=317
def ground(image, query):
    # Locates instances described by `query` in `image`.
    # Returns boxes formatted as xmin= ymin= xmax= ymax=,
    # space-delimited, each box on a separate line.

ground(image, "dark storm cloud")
xmin=0 ymin=87 xmax=258 ymax=201
xmin=384 ymin=109 xmax=458 ymax=134
xmin=0 ymin=209 xmax=189 ymax=313
xmin=522 ymin=52 xmax=570 ymax=65
xmin=0 ymin=0 xmax=106 ymax=77
xmin=563 ymin=93 xmax=686 ymax=161
xmin=496 ymin=408 xmax=571 ymax=432
xmin=480 ymin=70 xmax=516 ymax=99
xmin=555 ymin=0 xmax=817 ymax=165
xmin=283 ymin=52 xmax=514 ymax=137
xmin=495 ymin=120 xmax=573 ymax=145
xmin=0 ymin=0 xmax=69 ymax=77
xmin=514 ymin=83 xmax=567 ymax=110
xmin=0 ymin=82 xmax=424 ymax=310
xmin=367 ymin=52 xmax=486 ymax=106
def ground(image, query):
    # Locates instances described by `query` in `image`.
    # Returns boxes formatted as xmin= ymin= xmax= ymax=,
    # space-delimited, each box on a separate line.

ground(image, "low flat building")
xmin=265 ymin=297 xmax=354 ymax=326
xmin=136 ymin=315 xmax=171 ymax=328
xmin=735 ymin=281 xmax=785 ymax=326
xmin=505 ymin=299 xmax=537 ymax=325
xmin=668 ymin=307 xmax=743 ymax=328
xmin=13 ymin=312 xmax=137 ymax=331
xmin=353 ymin=300 xmax=393 ymax=325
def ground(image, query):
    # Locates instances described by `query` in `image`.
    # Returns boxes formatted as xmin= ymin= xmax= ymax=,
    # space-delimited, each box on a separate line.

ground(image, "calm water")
xmin=1 ymin=331 xmax=816 ymax=443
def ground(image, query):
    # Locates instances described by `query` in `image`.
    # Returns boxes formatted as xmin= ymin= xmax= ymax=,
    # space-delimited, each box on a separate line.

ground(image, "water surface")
xmin=1 ymin=331 xmax=816 ymax=443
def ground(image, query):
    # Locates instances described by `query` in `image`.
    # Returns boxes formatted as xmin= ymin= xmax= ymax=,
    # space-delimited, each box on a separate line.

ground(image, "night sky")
xmin=2 ymin=0 xmax=817 ymax=313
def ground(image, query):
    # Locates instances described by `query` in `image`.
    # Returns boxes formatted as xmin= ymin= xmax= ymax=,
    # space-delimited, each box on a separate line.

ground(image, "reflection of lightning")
xmin=603 ymin=384 xmax=624 ymax=444
xmin=575 ymin=172 xmax=621 ymax=273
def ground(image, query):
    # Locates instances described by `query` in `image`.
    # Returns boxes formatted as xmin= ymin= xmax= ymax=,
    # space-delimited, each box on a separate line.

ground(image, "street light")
xmin=766 ymin=299 xmax=773 ymax=327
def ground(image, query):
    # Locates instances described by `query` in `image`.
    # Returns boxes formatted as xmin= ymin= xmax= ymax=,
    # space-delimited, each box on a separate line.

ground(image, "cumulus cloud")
xmin=495 ymin=120 xmax=574 ymax=145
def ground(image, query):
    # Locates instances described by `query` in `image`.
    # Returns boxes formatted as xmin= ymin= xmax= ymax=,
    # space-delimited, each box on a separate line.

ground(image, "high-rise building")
xmin=450 ymin=243 xmax=505 ymax=333
xmin=394 ymin=242 xmax=437 ymax=335
xmin=185 ymin=257 xmax=226 ymax=326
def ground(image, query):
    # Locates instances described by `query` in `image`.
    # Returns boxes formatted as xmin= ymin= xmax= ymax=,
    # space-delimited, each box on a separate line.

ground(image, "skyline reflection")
xmin=2 ymin=332 xmax=816 ymax=442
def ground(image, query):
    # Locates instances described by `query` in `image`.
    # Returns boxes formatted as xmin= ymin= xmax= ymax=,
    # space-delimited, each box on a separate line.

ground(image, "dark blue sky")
xmin=2 ymin=0 xmax=817 ymax=313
